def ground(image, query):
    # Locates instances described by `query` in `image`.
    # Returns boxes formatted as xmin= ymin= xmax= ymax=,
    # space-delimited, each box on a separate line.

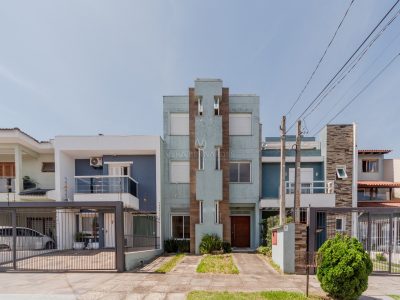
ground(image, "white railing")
xmin=285 ymin=180 xmax=334 ymax=194
xmin=74 ymin=175 xmax=139 ymax=198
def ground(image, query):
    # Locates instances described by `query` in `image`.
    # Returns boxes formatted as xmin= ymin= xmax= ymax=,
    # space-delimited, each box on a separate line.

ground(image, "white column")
xmin=14 ymin=145 xmax=23 ymax=200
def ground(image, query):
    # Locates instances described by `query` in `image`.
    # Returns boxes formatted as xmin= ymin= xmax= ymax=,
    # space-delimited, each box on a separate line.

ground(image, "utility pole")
xmin=294 ymin=120 xmax=302 ymax=223
xmin=279 ymin=116 xmax=286 ymax=226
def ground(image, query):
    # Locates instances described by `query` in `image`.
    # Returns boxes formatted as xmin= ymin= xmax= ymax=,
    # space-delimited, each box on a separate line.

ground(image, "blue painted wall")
xmin=262 ymin=162 xmax=324 ymax=198
xmin=75 ymin=155 xmax=156 ymax=212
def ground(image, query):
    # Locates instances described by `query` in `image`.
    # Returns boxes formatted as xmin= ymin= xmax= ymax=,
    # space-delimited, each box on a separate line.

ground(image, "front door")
xmin=231 ymin=216 xmax=250 ymax=248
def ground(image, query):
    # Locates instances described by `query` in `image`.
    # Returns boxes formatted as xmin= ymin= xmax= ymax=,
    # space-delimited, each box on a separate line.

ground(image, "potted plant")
xmin=22 ymin=176 xmax=37 ymax=190
xmin=73 ymin=232 xmax=86 ymax=250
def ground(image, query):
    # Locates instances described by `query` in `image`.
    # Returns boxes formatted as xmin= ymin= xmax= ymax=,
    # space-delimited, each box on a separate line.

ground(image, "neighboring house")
xmin=0 ymin=128 xmax=56 ymax=237
xmin=260 ymin=124 xmax=357 ymax=239
xmin=0 ymin=128 xmax=56 ymax=202
xmin=358 ymin=149 xmax=400 ymax=207
xmin=52 ymin=135 xmax=163 ymax=250
xmin=163 ymin=78 xmax=261 ymax=253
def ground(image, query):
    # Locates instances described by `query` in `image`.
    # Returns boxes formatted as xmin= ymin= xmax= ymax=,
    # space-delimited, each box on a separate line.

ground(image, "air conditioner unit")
xmin=90 ymin=157 xmax=103 ymax=167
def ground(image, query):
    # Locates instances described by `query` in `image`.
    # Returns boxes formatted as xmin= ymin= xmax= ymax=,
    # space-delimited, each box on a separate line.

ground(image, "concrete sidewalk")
xmin=0 ymin=253 xmax=397 ymax=299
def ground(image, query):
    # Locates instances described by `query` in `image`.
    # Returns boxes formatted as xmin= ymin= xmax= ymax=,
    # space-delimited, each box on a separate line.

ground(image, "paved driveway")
xmin=0 ymin=253 xmax=397 ymax=299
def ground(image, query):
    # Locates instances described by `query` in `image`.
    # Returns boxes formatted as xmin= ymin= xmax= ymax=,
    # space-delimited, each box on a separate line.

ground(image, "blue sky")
xmin=0 ymin=1 xmax=399 ymax=156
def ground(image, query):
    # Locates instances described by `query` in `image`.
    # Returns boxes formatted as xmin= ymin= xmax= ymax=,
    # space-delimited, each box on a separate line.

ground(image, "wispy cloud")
xmin=0 ymin=64 xmax=37 ymax=92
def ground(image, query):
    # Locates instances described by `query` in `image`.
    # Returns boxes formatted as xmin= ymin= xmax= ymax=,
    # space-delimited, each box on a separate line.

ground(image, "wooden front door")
xmin=231 ymin=216 xmax=250 ymax=247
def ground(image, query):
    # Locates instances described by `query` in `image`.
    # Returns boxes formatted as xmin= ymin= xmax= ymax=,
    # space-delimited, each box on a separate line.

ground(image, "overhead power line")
xmin=287 ymin=0 xmax=400 ymax=132
xmin=312 ymin=51 xmax=400 ymax=135
xmin=309 ymin=29 xmax=400 ymax=132
xmin=286 ymin=0 xmax=355 ymax=116
xmin=301 ymin=6 xmax=400 ymax=121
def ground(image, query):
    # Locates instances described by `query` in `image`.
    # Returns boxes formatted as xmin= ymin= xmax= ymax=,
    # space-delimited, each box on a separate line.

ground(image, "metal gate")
xmin=0 ymin=201 xmax=124 ymax=272
xmin=309 ymin=207 xmax=400 ymax=274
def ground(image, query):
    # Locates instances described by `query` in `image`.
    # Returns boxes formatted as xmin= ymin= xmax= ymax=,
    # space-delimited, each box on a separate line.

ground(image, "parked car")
xmin=0 ymin=226 xmax=55 ymax=250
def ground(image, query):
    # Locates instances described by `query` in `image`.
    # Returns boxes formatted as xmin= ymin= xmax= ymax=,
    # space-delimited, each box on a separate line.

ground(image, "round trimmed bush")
xmin=317 ymin=234 xmax=373 ymax=300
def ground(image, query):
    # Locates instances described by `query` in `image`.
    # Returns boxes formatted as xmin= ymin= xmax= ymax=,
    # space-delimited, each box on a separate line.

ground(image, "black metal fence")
xmin=308 ymin=207 xmax=400 ymax=274
xmin=0 ymin=201 xmax=125 ymax=272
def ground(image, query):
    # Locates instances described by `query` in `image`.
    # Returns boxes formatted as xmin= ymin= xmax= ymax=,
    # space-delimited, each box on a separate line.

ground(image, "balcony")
xmin=285 ymin=181 xmax=334 ymax=195
xmin=74 ymin=176 xmax=139 ymax=209
xmin=260 ymin=180 xmax=336 ymax=209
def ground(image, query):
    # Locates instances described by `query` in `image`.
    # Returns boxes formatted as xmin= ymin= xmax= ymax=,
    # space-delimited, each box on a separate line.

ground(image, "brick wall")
xmin=295 ymin=223 xmax=307 ymax=274
xmin=221 ymin=87 xmax=231 ymax=243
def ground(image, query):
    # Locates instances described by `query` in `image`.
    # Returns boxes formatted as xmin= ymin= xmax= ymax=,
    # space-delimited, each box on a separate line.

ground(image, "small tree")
xmin=317 ymin=234 xmax=372 ymax=300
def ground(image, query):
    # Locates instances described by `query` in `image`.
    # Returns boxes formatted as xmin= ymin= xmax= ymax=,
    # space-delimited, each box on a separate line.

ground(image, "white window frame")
xmin=170 ymin=214 xmax=190 ymax=240
xmin=214 ymin=97 xmax=220 ymax=116
xmin=215 ymin=147 xmax=221 ymax=170
xmin=362 ymin=159 xmax=379 ymax=173
xmin=230 ymin=161 xmax=252 ymax=183
xmin=215 ymin=201 xmax=220 ymax=224
xmin=170 ymin=113 xmax=189 ymax=136
xmin=199 ymin=201 xmax=203 ymax=224
xmin=169 ymin=161 xmax=190 ymax=183
xmin=336 ymin=165 xmax=348 ymax=179
xmin=198 ymin=97 xmax=203 ymax=116
xmin=335 ymin=216 xmax=346 ymax=232
xmin=198 ymin=148 xmax=204 ymax=171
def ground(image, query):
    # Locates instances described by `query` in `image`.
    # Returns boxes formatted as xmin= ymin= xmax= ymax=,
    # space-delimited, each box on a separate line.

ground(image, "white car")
xmin=0 ymin=226 xmax=55 ymax=250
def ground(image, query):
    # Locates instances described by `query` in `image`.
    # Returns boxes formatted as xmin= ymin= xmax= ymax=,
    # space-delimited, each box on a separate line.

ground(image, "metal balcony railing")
xmin=0 ymin=177 xmax=15 ymax=193
xmin=285 ymin=180 xmax=334 ymax=194
xmin=75 ymin=175 xmax=138 ymax=198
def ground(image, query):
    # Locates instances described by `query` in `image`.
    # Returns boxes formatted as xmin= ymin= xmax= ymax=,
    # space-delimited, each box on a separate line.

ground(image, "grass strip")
xmin=188 ymin=291 xmax=323 ymax=300
xmin=155 ymin=253 xmax=185 ymax=273
xmin=196 ymin=254 xmax=239 ymax=274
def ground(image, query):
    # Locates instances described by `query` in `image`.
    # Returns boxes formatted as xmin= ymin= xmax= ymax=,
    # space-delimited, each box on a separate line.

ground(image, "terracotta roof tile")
xmin=358 ymin=149 xmax=391 ymax=154
xmin=358 ymin=181 xmax=400 ymax=188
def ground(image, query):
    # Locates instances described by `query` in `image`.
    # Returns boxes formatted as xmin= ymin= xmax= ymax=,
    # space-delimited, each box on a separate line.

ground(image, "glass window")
xmin=336 ymin=219 xmax=343 ymax=231
xmin=336 ymin=166 xmax=348 ymax=179
xmin=214 ymin=97 xmax=220 ymax=116
xmin=215 ymin=201 xmax=220 ymax=224
xmin=81 ymin=215 xmax=98 ymax=234
xmin=183 ymin=216 xmax=190 ymax=239
xmin=362 ymin=160 xmax=379 ymax=173
xmin=199 ymin=201 xmax=203 ymax=224
xmin=172 ymin=215 xmax=190 ymax=239
xmin=133 ymin=216 xmax=156 ymax=236
xmin=239 ymin=162 xmax=251 ymax=182
xmin=41 ymin=162 xmax=55 ymax=172
xmin=229 ymin=162 xmax=239 ymax=182
xmin=198 ymin=97 xmax=203 ymax=116
xmin=198 ymin=148 xmax=204 ymax=170
xmin=230 ymin=162 xmax=251 ymax=183
xmin=215 ymin=148 xmax=221 ymax=170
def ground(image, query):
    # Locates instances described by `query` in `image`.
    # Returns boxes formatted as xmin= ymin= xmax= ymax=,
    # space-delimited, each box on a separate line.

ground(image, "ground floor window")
xmin=335 ymin=216 xmax=346 ymax=232
xmin=171 ymin=215 xmax=190 ymax=239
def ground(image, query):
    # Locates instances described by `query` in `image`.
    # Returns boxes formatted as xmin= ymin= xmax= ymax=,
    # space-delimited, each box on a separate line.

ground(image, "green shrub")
xmin=164 ymin=239 xmax=190 ymax=253
xmin=260 ymin=214 xmax=293 ymax=247
xmin=199 ymin=234 xmax=222 ymax=254
xmin=317 ymin=234 xmax=373 ymax=300
xmin=222 ymin=241 xmax=232 ymax=253
xmin=257 ymin=246 xmax=271 ymax=257
xmin=375 ymin=252 xmax=386 ymax=262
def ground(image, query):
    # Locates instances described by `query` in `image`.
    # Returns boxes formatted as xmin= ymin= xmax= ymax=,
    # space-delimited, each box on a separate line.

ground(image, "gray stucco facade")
xmin=163 ymin=79 xmax=261 ymax=252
